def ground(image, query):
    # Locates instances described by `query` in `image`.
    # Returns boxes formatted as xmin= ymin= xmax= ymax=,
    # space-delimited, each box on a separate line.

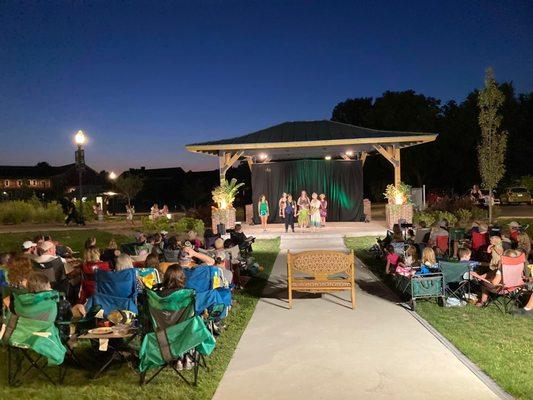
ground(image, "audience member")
xmin=31 ymin=241 xmax=68 ymax=292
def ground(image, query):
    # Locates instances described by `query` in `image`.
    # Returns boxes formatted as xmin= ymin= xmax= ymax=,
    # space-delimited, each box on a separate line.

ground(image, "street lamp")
xmin=108 ymin=171 xmax=117 ymax=215
xmin=74 ymin=130 xmax=86 ymax=223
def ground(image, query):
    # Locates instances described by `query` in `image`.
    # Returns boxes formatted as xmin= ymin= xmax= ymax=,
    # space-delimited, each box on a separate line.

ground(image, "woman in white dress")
xmin=309 ymin=193 xmax=321 ymax=231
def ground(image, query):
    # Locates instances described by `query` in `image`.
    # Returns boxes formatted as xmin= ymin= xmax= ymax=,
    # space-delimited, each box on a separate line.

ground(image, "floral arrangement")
xmin=384 ymin=182 xmax=412 ymax=205
xmin=211 ymin=178 xmax=244 ymax=209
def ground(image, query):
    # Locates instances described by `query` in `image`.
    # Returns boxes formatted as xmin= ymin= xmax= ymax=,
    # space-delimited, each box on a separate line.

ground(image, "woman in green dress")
xmin=296 ymin=190 xmax=310 ymax=229
xmin=258 ymin=195 xmax=270 ymax=231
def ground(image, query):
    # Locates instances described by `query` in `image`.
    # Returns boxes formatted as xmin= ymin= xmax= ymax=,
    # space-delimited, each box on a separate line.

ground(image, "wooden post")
xmin=393 ymin=147 xmax=401 ymax=187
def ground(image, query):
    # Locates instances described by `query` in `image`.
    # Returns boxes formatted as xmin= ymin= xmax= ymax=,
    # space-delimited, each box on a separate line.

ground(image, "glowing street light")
xmin=74 ymin=130 xmax=87 ymax=224
xmin=109 ymin=171 xmax=117 ymax=180
xmin=74 ymin=130 xmax=86 ymax=146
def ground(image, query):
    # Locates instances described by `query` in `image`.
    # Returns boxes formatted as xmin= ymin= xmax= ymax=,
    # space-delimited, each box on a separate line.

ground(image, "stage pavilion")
xmin=186 ymin=120 xmax=437 ymax=230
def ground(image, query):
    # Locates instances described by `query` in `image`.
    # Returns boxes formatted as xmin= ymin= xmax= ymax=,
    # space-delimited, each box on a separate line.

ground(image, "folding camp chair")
xmin=484 ymin=254 xmax=527 ymax=313
xmin=85 ymin=268 xmax=138 ymax=317
xmin=439 ymin=261 xmax=470 ymax=300
xmin=435 ymin=235 xmax=449 ymax=256
xmin=448 ymin=228 xmax=465 ymax=257
xmin=471 ymin=231 xmax=488 ymax=252
xmin=137 ymin=268 xmax=161 ymax=289
xmin=138 ymin=289 xmax=216 ymax=386
xmin=1 ymin=289 xmax=67 ymax=386
xmin=79 ymin=261 xmax=111 ymax=303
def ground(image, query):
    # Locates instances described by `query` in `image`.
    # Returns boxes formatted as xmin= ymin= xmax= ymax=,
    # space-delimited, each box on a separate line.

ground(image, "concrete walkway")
xmin=213 ymin=235 xmax=502 ymax=400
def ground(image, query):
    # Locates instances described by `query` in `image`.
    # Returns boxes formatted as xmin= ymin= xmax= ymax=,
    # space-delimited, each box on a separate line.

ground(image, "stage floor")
xmin=235 ymin=220 xmax=387 ymax=239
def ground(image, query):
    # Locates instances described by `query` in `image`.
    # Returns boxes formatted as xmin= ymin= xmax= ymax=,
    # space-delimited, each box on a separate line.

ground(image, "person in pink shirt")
xmin=385 ymin=245 xmax=399 ymax=274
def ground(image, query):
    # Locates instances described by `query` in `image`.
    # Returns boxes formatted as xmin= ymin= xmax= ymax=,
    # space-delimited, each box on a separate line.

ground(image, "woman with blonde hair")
xmin=115 ymin=253 xmax=134 ymax=271
xmin=83 ymin=246 xmax=101 ymax=263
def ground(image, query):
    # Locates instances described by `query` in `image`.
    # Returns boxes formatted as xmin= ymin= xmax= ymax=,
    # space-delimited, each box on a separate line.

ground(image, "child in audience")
xmin=385 ymin=245 xmax=399 ymax=274
xmin=416 ymin=247 xmax=438 ymax=274
xmin=396 ymin=245 xmax=418 ymax=276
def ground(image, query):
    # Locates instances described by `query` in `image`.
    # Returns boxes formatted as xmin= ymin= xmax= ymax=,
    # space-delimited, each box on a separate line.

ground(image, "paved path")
xmin=213 ymin=235 xmax=502 ymax=400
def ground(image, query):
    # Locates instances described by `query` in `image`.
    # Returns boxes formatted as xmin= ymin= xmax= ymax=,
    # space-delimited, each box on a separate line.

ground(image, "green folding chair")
xmin=1 ymin=289 xmax=67 ymax=386
xmin=439 ymin=261 xmax=470 ymax=300
xmin=138 ymin=289 xmax=216 ymax=386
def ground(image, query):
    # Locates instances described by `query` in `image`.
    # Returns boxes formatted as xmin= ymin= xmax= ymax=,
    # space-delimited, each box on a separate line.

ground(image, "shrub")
xmin=0 ymin=200 xmax=64 ymax=224
xmin=175 ymin=217 xmax=205 ymax=237
xmin=434 ymin=210 xmax=458 ymax=227
xmin=470 ymin=207 xmax=487 ymax=221
xmin=141 ymin=216 xmax=173 ymax=233
xmin=455 ymin=208 xmax=472 ymax=224
xmin=413 ymin=211 xmax=436 ymax=227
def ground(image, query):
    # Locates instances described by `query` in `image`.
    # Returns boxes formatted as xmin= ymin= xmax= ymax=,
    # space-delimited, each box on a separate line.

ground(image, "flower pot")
xmin=385 ymin=204 xmax=413 ymax=229
xmin=212 ymin=207 xmax=236 ymax=234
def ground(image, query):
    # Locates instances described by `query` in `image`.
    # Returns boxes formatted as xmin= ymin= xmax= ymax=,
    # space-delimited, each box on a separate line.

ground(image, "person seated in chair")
xmin=31 ymin=241 xmax=68 ymax=293
xmin=156 ymin=264 xmax=187 ymax=297
xmin=178 ymin=247 xmax=214 ymax=269
xmin=26 ymin=271 xmax=86 ymax=319
xmin=471 ymin=248 xmax=522 ymax=307
xmin=415 ymin=247 xmax=439 ymax=275
xmin=231 ymin=224 xmax=254 ymax=253
xmin=384 ymin=245 xmax=399 ymax=274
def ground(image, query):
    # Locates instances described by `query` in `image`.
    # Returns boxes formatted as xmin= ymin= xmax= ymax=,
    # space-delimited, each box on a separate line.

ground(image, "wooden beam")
xmin=360 ymin=151 xmax=368 ymax=166
xmin=219 ymin=151 xmax=244 ymax=184
xmin=245 ymin=156 xmax=254 ymax=170
xmin=372 ymin=145 xmax=400 ymax=168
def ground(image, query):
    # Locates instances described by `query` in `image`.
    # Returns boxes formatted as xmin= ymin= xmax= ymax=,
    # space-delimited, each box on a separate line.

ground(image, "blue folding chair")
xmin=86 ymin=268 xmax=138 ymax=316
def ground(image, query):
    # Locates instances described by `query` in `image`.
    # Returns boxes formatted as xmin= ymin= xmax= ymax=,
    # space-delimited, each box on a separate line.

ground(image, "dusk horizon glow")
xmin=1 ymin=1 xmax=531 ymax=173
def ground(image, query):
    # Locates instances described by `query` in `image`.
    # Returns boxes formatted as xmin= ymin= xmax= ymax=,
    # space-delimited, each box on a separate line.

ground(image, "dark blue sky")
xmin=1 ymin=1 xmax=531 ymax=172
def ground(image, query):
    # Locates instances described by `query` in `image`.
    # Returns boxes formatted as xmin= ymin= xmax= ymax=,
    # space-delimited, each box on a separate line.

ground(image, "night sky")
xmin=1 ymin=1 xmax=531 ymax=173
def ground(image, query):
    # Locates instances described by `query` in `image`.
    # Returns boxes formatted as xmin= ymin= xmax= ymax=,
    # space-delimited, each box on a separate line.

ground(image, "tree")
xmin=477 ymin=68 xmax=508 ymax=222
xmin=114 ymin=175 xmax=144 ymax=206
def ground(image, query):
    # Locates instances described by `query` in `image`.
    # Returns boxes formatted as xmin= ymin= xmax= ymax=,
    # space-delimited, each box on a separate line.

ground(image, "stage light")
xmin=258 ymin=153 xmax=268 ymax=161
xmin=325 ymin=155 xmax=332 ymax=160
xmin=345 ymin=150 xmax=353 ymax=157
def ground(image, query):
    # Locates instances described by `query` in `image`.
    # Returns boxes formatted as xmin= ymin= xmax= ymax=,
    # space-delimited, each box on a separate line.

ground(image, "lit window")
xmin=30 ymin=180 xmax=36 ymax=186
xmin=17 ymin=180 xmax=22 ymax=187
xmin=4 ymin=180 xmax=9 ymax=187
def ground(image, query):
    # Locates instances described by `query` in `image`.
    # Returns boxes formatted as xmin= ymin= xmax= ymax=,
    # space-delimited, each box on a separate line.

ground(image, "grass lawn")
xmin=0 ymin=229 xmax=280 ymax=400
xmin=345 ymin=236 xmax=533 ymax=400
xmin=0 ymin=229 xmax=133 ymax=254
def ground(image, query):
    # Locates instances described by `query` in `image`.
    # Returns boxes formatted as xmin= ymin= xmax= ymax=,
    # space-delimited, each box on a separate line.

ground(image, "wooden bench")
xmin=287 ymin=250 xmax=356 ymax=309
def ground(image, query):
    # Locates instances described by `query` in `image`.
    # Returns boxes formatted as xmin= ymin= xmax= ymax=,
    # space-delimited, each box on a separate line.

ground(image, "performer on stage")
xmin=319 ymin=193 xmax=328 ymax=227
xmin=278 ymin=193 xmax=287 ymax=219
xmin=310 ymin=193 xmax=321 ymax=231
xmin=296 ymin=190 xmax=310 ymax=229
xmin=258 ymin=195 xmax=270 ymax=231
xmin=282 ymin=194 xmax=296 ymax=233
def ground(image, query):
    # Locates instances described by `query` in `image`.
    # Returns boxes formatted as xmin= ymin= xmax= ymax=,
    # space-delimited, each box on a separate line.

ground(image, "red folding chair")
xmin=79 ymin=261 xmax=111 ymax=303
xmin=484 ymin=253 xmax=526 ymax=313
xmin=471 ymin=231 xmax=488 ymax=252
xmin=436 ymin=235 xmax=449 ymax=255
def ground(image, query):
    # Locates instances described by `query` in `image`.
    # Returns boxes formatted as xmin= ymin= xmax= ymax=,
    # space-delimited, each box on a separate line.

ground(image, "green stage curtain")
xmin=251 ymin=159 xmax=364 ymax=223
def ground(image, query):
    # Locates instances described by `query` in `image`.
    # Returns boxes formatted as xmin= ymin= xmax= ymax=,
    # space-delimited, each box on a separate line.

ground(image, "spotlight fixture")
xmin=324 ymin=155 xmax=332 ymax=160
xmin=258 ymin=153 xmax=268 ymax=161
xmin=345 ymin=150 xmax=354 ymax=157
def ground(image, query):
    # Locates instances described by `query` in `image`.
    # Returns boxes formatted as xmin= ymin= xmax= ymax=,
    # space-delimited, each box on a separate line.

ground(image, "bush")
xmin=413 ymin=211 xmax=436 ymax=227
xmin=434 ymin=210 xmax=458 ymax=227
xmin=175 ymin=217 xmax=205 ymax=237
xmin=0 ymin=200 xmax=65 ymax=224
xmin=141 ymin=216 xmax=205 ymax=237
xmin=455 ymin=208 xmax=472 ymax=224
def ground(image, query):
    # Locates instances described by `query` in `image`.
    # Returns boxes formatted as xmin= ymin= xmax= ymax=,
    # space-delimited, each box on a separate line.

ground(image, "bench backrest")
xmin=288 ymin=250 xmax=354 ymax=280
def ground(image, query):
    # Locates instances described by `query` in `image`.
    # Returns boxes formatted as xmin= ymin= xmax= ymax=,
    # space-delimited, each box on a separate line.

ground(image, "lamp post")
xmin=108 ymin=171 xmax=117 ymax=215
xmin=74 ymin=130 xmax=86 ymax=223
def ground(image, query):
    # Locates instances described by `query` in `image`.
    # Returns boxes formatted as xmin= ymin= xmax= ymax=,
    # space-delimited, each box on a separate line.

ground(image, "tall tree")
xmin=114 ymin=175 xmax=144 ymax=206
xmin=477 ymin=68 xmax=508 ymax=222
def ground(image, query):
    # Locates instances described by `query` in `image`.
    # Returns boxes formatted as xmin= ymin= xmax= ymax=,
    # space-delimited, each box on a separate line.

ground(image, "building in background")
xmin=0 ymin=162 xmax=104 ymax=200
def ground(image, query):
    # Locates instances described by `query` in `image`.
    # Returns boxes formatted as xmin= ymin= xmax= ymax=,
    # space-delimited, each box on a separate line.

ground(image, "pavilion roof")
xmin=186 ymin=120 xmax=437 ymax=160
